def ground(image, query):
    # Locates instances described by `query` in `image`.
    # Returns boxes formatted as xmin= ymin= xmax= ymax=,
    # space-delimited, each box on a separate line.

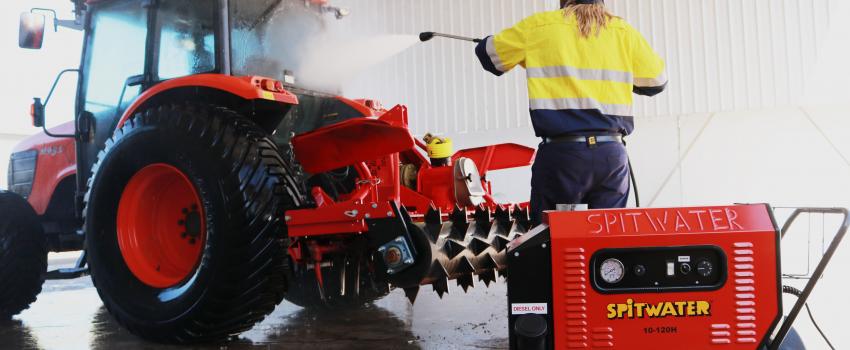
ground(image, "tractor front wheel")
xmin=84 ymin=103 xmax=301 ymax=343
xmin=0 ymin=191 xmax=47 ymax=320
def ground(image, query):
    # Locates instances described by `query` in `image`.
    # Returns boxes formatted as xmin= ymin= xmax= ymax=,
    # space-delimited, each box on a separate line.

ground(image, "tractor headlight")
xmin=8 ymin=150 xmax=37 ymax=199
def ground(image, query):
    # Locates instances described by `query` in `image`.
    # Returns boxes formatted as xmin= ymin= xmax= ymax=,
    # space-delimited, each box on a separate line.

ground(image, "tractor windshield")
xmin=229 ymin=0 xmax=329 ymax=91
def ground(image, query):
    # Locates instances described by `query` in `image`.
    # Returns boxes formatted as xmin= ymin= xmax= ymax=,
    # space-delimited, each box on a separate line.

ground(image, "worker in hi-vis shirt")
xmin=475 ymin=0 xmax=667 ymax=225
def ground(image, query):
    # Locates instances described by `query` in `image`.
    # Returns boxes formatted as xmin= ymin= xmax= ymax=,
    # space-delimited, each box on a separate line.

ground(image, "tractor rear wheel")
xmin=0 ymin=191 xmax=47 ymax=320
xmin=84 ymin=103 xmax=301 ymax=343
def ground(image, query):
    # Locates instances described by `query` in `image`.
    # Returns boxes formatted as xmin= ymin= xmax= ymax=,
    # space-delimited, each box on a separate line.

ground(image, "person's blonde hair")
xmin=562 ymin=1 xmax=618 ymax=38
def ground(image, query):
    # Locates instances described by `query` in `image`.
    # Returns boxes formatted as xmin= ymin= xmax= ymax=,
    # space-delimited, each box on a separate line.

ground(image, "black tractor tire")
xmin=84 ymin=103 xmax=301 ymax=344
xmin=0 ymin=191 xmax=47 ymax=320
xmin=284 ymin=253 xmax=391 ymax=308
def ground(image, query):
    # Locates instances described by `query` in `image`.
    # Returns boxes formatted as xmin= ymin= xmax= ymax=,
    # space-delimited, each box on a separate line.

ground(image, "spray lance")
xmin=419 ymin=32 xmax=482 ymax=44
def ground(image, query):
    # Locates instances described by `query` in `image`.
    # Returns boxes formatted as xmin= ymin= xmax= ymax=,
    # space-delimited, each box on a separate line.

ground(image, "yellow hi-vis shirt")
xmin=475 ymin=10 xmax=667 ymax=137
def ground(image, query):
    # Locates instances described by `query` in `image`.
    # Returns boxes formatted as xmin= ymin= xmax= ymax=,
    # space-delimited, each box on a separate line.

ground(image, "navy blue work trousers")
xmin=530 ymin=141 xmax=630 ymax=225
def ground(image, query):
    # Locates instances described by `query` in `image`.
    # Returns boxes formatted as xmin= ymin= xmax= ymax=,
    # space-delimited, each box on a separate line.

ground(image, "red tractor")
xmin=2 ymin=0 xmax=533 ymax=343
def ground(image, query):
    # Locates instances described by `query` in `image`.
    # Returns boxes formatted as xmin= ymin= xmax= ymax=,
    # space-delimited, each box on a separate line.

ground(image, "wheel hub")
xmin=179 ymin=205 xmax=202 ymax=244
xmin=116 ymin=164 xmax=206 ymax=288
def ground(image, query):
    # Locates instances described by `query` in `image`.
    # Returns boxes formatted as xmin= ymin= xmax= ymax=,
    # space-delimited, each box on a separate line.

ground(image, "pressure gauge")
xmin=600 ymin=258 xmax=625 ymax=284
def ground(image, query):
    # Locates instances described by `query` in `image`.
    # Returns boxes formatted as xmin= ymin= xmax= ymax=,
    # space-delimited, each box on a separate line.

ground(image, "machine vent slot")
xmin=710 ymin=323 xmax=732 ymax=345
xmin=733 ymin=242 xmax=758 ymax=344
xmin=563 ymin=247 xmax=593 ymax=348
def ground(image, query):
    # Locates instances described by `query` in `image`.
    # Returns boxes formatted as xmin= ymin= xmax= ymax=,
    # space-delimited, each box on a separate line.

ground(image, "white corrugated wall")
xmin=330 ymin=0 xmax=558 ymax=136
xmin=332 ymin=0 xmax=834 ymax=137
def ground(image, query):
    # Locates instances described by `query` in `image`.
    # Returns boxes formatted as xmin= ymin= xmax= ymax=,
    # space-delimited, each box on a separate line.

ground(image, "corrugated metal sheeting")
xmin=331 ymin=0 xmax=834 ymax=137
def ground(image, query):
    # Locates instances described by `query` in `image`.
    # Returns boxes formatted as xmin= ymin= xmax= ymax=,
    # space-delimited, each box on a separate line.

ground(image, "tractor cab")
xmin=17 ymin=0 xmax=365 ymax=220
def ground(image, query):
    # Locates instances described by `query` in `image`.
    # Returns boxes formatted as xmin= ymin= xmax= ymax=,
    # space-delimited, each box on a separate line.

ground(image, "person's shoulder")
xmin=608 ymin=17 xmax=641 ymax=34
xmin=518 ymin=10 xmax=566 ymax=28
xmin=607 ymin=17 xmax=632 ymax=30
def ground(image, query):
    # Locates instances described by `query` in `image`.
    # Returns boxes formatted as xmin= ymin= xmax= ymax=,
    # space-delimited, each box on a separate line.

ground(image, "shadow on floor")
xmin=0 ymin=320 xmax=40 ymax=350
xmin=86 ymin=304 xmax=420 ymax=350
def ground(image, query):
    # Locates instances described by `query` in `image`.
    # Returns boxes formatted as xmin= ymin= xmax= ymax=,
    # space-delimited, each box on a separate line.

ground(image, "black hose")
xmin=782 ymin=285 xmax=835 ymax=350
xmin=628 ymin=157 xmax=639 ymax=207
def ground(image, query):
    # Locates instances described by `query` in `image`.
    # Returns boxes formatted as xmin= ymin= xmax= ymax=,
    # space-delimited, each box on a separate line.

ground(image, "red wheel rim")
xmin=117 ymin=164 xmax=206 ymax=288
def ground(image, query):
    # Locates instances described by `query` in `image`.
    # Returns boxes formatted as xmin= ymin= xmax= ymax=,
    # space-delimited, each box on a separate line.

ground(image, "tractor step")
xmin=46 ymin=267 xmax=89 ymax=280
xmin=45 ymin=250 xmax=88 ymax=280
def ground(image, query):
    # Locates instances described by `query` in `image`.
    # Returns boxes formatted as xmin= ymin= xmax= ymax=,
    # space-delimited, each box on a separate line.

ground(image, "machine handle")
xmin=769 ymin=207 xmax=849 ymax=350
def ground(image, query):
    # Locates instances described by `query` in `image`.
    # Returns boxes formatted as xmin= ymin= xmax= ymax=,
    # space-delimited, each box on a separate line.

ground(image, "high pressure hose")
xmin=782 ymin=285 xmax=835 ymax=350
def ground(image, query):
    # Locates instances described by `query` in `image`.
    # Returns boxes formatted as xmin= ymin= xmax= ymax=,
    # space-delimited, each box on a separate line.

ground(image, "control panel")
xmin=591 ymin=246 xmax=727 ymax=294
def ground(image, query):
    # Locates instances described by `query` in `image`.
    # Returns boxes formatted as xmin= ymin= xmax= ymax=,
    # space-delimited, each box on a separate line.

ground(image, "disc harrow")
xmin=404 ymin=204 xmax=531 ymax=302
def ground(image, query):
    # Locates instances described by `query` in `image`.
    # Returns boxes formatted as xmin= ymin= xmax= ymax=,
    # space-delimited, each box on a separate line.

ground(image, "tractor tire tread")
xmin=85 ymin=102 xmax=301 ymax=343
xmin=0 ymin=192 xmax=47 ymax=320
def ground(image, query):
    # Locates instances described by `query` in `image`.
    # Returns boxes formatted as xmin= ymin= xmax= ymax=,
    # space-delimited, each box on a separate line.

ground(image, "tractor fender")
xmin=116 ymin=74 xmax=299 ymax=131
xmin=11 ymin=122 xmax=77 ymax=215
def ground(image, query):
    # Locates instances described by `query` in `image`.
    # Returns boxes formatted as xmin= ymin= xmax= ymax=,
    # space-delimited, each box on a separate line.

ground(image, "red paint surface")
xmin=117 ymin=74 xmax=298 ymax=129
xmin=547 ymin=204 xmax=780 ymax=349
xmin=13 ymin=122 xmax=77 ymax=215
xmin=116 ymin=163 xmax=205 ymax=288
xmin=291 ymin=106 xmax=414 ymax=175
xmin=287 ymin=104 xmax=535 ymax=237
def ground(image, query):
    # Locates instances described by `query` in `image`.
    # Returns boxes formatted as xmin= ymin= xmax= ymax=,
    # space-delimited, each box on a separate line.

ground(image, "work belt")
xmin=542 ymin=134 xmax=624 ymax=147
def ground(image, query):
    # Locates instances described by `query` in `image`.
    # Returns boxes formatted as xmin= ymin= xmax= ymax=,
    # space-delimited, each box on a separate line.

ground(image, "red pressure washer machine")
xmin=506 ymin=204 xmax=848 ymax=350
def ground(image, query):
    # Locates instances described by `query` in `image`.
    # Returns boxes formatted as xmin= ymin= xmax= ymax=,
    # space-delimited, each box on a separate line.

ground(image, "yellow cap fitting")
xmin=426 ymin=136 xmax=453 ymax=159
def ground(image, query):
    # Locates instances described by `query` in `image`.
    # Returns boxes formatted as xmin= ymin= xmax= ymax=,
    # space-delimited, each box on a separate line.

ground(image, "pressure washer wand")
xmin=419 ymin=32 xmax=482 ymax=44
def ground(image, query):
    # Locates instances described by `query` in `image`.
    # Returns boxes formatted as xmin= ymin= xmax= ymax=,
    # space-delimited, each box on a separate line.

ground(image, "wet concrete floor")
xmin=1 ymin=252 xmax=509 ymax=350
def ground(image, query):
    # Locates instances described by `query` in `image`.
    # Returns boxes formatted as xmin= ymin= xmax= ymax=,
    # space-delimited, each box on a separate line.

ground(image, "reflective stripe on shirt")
xmin=526 ymin=66 xmax=633 ymax=84
xmin=475 ymin=10 xmax=667 ymax=136
xmin=485 ymin=36 xmax=507 ymax=73
xmin=529 ymin=98 xmax=632 ymax=117
xmin=634 ymin=71 xmax=668 ymax=88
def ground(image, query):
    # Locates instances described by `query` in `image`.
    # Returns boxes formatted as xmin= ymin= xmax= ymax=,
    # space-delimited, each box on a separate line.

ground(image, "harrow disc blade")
xmin=406 ymin=205 xmax=530 ymax=298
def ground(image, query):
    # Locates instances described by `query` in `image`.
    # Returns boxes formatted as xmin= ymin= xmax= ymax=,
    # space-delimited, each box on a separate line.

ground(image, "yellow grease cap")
xmin=424 ymin=133 xmax=453 ymax=159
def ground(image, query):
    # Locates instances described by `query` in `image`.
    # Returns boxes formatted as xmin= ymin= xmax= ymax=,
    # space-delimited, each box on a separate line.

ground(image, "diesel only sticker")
xmin=511 ymin=303 xmax=548 ymax=315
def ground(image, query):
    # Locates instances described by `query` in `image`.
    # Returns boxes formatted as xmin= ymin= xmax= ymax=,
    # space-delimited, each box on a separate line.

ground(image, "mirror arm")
xmin=44 ymin=69 xmax=79 ymax=106
xmin=30 ymin=7 xmax=84 ymax=32
xmin=30 ymin=8 xmax=59 ymax=32
xmin=41 ymin=124 xmax=74 ymax=139
xmin=56 ymin=19 xmax=83 ymax=31
xmin=39 ymin=69 xmax=80 ymax=139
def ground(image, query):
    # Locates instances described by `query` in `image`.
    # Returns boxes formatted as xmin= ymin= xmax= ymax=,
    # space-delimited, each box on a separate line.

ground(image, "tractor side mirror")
xmin=31 ymin=69 xmax=79 ymax=138
xmin=31 ymin=98 xmax=45 ymax=128
xmin=19 ymin=12 xmax=46 ymax=50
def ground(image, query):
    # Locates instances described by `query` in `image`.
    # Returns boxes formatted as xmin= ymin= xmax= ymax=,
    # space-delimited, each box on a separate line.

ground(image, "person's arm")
xmin=476 ymin=20 xmax=527 ymax=76
xmin=630 ymin=27 xmax=667 ymax=97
